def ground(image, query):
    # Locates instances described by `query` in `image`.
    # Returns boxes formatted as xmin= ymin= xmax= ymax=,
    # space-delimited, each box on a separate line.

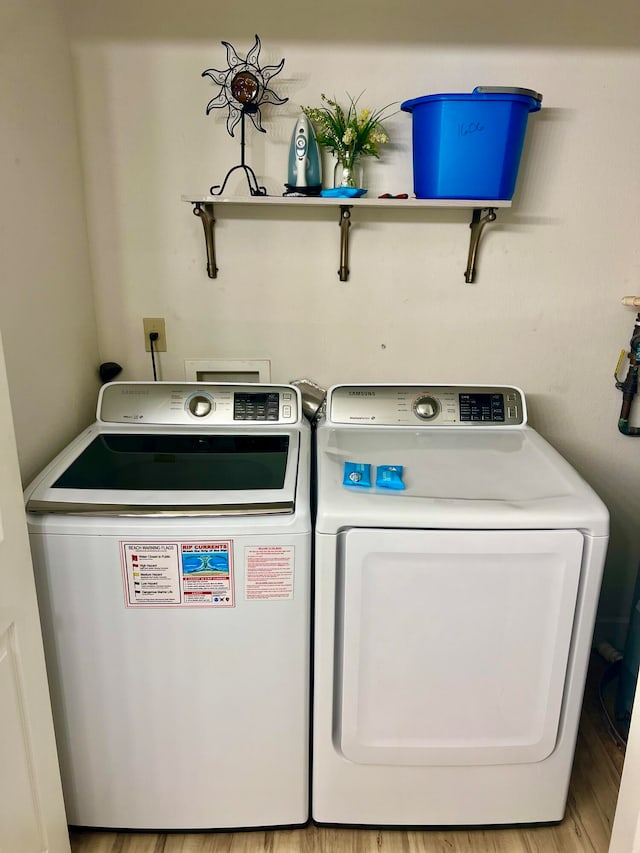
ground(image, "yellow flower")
xmin=370 ymin=129 xmax=389 ymax=145
xmin=302 ymin=93 xmax=396 ymax=160
xmin=342 ymin=127 xmax=356 ymax=145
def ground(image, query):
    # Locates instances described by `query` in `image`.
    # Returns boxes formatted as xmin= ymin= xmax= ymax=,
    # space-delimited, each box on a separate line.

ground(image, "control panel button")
xmin=413 ymin=395 xmax=440 ymax=420
xmin=188 ymin=395 xmax=212 ymax=417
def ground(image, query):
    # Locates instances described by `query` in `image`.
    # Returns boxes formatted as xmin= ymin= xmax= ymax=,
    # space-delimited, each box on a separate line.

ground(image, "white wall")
xmin=0 ymin=0 xmax=99 ymax=484
xmin=66 ymin=0 xmax=640 ymax=643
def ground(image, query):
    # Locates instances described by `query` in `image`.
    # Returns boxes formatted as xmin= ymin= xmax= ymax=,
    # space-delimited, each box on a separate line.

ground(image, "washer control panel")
xmin=98 ymin=383 xmax=300 ymax=425
xmin=328 ymin=385 xmax=525 ymax=427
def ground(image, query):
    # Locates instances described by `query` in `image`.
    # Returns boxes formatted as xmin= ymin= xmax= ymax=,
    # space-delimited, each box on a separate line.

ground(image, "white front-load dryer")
xmin=312 ymin=384 xmax=609 ymax=826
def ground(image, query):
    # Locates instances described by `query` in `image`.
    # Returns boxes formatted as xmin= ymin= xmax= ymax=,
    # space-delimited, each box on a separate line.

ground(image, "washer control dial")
xmin=188 ymin=395 xmax=212 ymax=417
xmin=413 ymin=394 xmax=440 ymax=421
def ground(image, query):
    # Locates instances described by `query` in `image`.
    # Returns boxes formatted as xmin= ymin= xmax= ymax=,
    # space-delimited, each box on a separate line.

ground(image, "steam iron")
xmin=285 ymin=113 xmax=322 ymax=195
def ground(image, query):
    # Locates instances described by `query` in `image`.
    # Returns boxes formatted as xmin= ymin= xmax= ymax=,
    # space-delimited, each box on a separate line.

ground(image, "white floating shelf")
xmin=182 ymin=194 xmax=511 ymax=283
xmin=182 ymin=194 xmax=512 ymax=209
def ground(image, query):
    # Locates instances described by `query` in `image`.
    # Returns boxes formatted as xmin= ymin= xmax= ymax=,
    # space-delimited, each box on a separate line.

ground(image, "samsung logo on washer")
xmin=348 ymin=391 xmax=376 ymax=396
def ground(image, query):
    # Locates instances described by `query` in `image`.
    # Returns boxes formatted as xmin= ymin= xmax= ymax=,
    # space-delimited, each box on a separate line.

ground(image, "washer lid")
xmin=25 ymin=423 xmax=304 ymax=516
xmin=315 ymin=425 xmax=609 ymax=535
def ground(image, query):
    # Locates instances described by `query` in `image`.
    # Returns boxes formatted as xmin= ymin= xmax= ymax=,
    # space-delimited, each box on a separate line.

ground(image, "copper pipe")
xmin=618 ymin=312 xmax=640 ymax=435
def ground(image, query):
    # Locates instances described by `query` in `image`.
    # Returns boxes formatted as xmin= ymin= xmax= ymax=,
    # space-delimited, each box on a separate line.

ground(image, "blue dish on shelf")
xmin=320 ymin=187 xmax=367 ymax=198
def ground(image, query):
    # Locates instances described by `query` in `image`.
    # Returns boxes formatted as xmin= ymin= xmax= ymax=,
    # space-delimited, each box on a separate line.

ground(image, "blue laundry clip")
xmin=376 ymin=465 xmax=405 ymax=490
xmin=343 ymin=462 xmax=372 ymax=488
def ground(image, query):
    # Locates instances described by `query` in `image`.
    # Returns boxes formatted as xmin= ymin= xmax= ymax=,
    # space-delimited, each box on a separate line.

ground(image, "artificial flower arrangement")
xmin=302 ymin=93 xmax=395 ymax=187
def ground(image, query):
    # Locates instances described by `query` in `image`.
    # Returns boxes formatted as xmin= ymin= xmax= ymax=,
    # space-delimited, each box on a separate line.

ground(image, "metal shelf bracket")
xmin=192 ymin=202 xmax=218 ymax=279
xmin=465 ymin=207 xmax=497 ymax=284
xmin=338 ymin=205 xmax=352 ymax=282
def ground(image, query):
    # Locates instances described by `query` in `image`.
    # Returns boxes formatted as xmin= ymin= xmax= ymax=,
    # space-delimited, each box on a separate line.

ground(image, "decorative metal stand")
xmin=202 ymin=35 xmax=287 ymax=198
xmin=209 ymin=109 xmax=266 ymax=197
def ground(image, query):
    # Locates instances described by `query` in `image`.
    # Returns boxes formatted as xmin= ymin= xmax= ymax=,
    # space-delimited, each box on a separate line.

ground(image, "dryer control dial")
xmin=413 ymin=395 xmax=440 ymax=421
xmin=188 ymin=395 xmax=212 ymax=417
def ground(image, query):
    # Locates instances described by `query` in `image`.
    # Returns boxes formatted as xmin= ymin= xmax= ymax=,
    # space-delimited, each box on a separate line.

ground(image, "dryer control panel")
xmin=98 ymin=383 xmax=301 ymax=425
xmin=328 ymin=384 xmax=526 ymax=427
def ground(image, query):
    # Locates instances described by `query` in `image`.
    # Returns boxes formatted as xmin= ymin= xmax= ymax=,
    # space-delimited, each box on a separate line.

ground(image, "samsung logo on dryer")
xmin=348 ymin=391 xmax=376 ymax=397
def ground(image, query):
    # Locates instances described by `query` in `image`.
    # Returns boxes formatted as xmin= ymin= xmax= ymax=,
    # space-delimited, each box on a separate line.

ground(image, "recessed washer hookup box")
xmin=401 ymin=86 xmax=542 ymax=200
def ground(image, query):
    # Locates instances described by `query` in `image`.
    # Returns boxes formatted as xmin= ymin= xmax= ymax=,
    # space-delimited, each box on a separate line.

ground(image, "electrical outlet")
xmin=143 ymin=318 xmax=167 ymax=352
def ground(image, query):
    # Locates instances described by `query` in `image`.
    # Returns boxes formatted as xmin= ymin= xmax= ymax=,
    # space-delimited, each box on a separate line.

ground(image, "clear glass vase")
xmin=333 ymin=154 xmax=364 ymax=189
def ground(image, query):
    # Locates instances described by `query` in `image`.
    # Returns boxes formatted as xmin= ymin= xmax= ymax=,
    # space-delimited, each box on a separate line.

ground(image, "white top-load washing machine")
xmin=313 ymin=383 xmax=609 ymax=826
xmin=25 ymin=382 xmax=311 ymax=830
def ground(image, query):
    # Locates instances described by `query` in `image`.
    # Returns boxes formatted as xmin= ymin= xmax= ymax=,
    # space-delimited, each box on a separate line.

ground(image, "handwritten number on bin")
xmin=459 ymin=121 xmax=485 ymax=136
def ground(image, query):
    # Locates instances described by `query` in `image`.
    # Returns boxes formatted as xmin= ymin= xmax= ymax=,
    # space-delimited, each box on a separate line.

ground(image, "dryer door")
xmin=337 ymin=528 xmax=583 ymax=766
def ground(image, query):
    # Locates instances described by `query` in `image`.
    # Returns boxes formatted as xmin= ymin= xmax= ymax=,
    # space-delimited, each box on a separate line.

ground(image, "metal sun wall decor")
xmin=202 ymin=34 xmax=288 ymax=196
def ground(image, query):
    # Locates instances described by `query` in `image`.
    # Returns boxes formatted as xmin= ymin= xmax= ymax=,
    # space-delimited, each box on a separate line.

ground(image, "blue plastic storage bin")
xmin=401 ymin=86 xmax=542 ymax=200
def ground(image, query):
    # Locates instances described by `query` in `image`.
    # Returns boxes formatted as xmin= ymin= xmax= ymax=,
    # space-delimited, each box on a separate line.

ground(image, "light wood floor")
xmin=69 ymin=655 xmax=625 ymax=853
